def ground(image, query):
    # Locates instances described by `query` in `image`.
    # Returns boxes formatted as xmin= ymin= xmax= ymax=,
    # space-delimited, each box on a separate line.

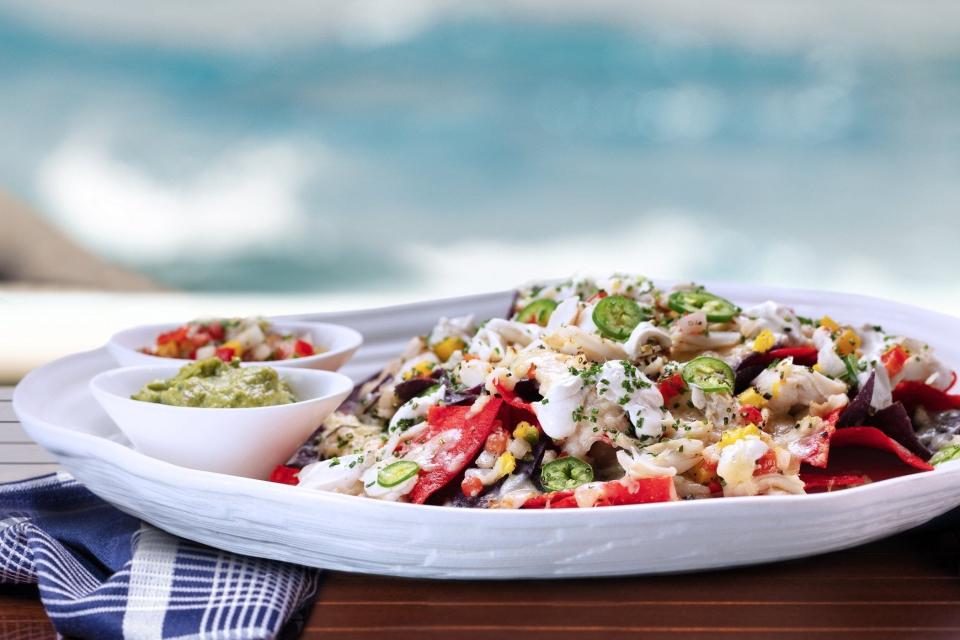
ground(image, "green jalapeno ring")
xmin=540 ymin=457 xmax=594 ymax=492
xmin=667 ymin=290 xmax=740 ymax=323
xmin=592 ymin=295 xmax=650 ymax=341
xmin=377 ymin=460 xmax=421 ymax=488
xmin=517 ymin=298 xmax=559 ymax=326
xmin=681 ymin=356 xmax=735 ymax=394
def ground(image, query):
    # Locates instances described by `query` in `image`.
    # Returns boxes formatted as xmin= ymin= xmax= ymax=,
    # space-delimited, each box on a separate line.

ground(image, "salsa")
xmin=142 ymin=317 xmax=319 ymax=362
xmin=131 ymin=358 xmax=297 ymax=408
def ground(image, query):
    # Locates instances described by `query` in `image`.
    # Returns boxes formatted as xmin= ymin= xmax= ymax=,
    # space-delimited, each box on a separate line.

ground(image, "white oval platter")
xmin=13 ymin=285 xmax=960 ymax=579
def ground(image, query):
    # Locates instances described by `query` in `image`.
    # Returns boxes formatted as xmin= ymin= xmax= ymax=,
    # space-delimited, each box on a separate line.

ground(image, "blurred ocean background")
xmin=1 ymin=1 xmax=959 ymax=310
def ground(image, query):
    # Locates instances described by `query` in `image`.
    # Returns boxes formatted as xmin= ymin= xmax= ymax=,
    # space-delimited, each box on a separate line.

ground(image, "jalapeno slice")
xmin=667 ymin=290 xmax=739 ymax=323
xmin=377 ymin=460 xmax=420 ymax=488
xmin=540 ymin=457 xmax=594 ymax=492
xmin=681 ymin=356 xmax=735 ymax=394
xmin=592 ymin=295 xmax=650 ymax=341
xmin=517 ymin=298 xmax=558 ymax=326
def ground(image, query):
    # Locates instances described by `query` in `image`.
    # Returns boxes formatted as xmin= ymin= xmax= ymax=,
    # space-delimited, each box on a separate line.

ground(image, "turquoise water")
xmin=2 ymin=12 xmax=959 ymax=304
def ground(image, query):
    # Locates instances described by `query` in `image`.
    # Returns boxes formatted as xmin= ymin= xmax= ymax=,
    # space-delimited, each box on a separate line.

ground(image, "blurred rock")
xmin=0 ymin=190 xmax=161 ymax=291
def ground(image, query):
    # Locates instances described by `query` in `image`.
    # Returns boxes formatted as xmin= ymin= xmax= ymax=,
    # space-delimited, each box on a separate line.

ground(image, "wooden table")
xmin=4 ymin=385 xmax=960 ymax=639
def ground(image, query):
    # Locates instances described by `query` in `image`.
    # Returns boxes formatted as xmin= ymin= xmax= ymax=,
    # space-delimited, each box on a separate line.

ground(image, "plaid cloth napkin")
xmin=0 ymin=473 xmax=320 ymax=639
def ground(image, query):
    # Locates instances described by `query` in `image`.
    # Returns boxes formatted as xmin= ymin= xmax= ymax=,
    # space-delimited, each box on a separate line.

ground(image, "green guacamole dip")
xmin=131 ymin=357 xmax=297 ymax=408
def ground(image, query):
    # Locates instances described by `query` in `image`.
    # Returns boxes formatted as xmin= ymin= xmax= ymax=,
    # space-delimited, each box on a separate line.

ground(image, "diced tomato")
xmin=460 ymin=476 xmax=484 ymax=498
xmin=738 ymin=405 xmax=764 ymax=426
xmin=892 ymin=381 xmax=960 ymax=413
xmin=484 ymin=428 xmax=509 ymax=455
xmin=215 ymin=347 xmax=236 ymax=362
xmin=268 ymin=465 xmax=300 ymax=485
xmin=657 ymin=373 xmax=686 ymax=404
xmin=521 ymin=477 xmax=676 ymax=509
xmin=754 ymin=450 xmax=778 ymax=475
xmin=157 ymin=326 xmax=189 ymax=346
xmin=767 ymin=347 xmax=818 ymax=367
xmin=207 ymin=322 xmax=225 ymax=341
xmin=587 ymin=291 xmax=609 ymax=303
xmin=787 ymin=408 xmax=839 ymax=468
xmin=707 ymin=480 xmax=723 ymax=495
xmin=881 ymin=345 xmax=910 ymax=378
xmin=190 ymin=331 xmax=212 ymax=348
xmin=408 ymin=398 xmax=504 ymax=504
xmin=294 ymin=339 xmax=315 ymax=357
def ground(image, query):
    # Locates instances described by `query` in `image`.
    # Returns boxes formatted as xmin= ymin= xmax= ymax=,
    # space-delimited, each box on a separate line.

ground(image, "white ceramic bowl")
xmin=88 ymin=364 xmax=353 ymax=479
xmin=107 ymin=320 xmax=363 ymax=371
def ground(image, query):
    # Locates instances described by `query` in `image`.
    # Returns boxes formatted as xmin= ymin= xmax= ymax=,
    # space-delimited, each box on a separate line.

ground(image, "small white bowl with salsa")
xmin=107 ymin=317 xmax=363 ymax=371
xmin=89 ymin=358 xmax=354 ymax=479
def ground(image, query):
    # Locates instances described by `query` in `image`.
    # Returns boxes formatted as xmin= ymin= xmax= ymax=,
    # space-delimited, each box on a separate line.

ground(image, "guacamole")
xmin=132 ymin=357 xmax=297 ymax=408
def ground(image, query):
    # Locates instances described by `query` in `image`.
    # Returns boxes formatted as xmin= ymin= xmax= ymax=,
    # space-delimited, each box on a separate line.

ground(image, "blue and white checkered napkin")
xmin=0 ymin=473 xmax=320 ymax=639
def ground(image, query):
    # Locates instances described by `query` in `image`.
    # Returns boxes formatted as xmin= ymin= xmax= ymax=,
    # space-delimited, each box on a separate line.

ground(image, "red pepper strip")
xmin=657 ymin=373 xmax=686 ymax=405
xmin=892 ymin=381 xmax=960 ymax=413
xmin=268 ymin=465 xmax=300 ymax=485
xmin=408 ymin=398 xmax=504 ymax=504
xmin=493 ymin=382 xmax=541 ymax=433
xmin=522 ymin=477 xmax=676 ymax=509
xmin=800 ymin=473 xmax=869 ymax=493
xmin=787 ymin=407 xmax=840 ymax=468
xmin=830 ymin=427 xmax=933 ymax=472
xmin=766 ymin=347 xmax=818 ymax=367
xmin=949 ymin=371 xmax=958 ymax=392
xmin=522 ymin=489 xmax=574 ymax=509
xmin=495 ymin=382 xmax=535 ymax=413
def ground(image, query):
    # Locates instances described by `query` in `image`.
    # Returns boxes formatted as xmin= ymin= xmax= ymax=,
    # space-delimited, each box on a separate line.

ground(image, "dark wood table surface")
xmin=3 ymin=526 xmax=960 ymax=640
xmin=4 ymin=387 xmax=960 ymax=639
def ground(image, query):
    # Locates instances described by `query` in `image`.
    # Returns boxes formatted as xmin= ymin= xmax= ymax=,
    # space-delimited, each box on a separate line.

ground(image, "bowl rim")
xmin=107 ymin=318 xmax=363 ymax=367
xmin=89 ymin=363 xmax=355 ymax=413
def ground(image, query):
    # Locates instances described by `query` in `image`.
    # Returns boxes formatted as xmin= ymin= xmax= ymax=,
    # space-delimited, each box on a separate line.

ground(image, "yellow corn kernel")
xmin=719 ymin=424 xmax=762 ymax=448
xmin=812 ymin=363 xmax=824 ymax=373
xmin=835 ymin=328 xmax=862 ymax=357
xmin=494 ymin=452 xmax=516 ymax=479
xmin=402 ymin=360 xmax=435 ymax=380
xmin=752 ymin=329 xmax=776 ymax=353
xmin=432 ymin=336 xmax=466 ymax=362
xmin=771 ymin=381 xmax=782 ymax=398
xmin=692 ymin=462 xmax=716 ymax=485
xmin=737 ymin=387 xmax=767 ymax=408
xmin=513 ymin=421 xmax=540 ymax=445
xmin=819 ymin=315 xmax=840 ymax=333
xmin=221 ymin=340 xmax=244 ymax=356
